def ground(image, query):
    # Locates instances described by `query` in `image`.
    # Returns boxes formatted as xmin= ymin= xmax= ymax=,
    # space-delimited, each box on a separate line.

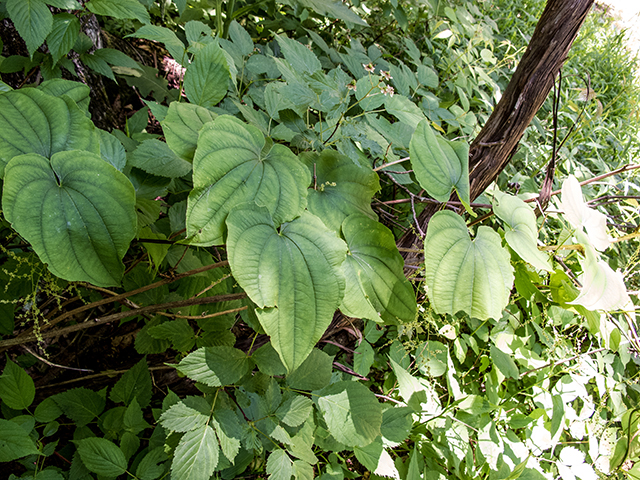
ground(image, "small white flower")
xmin=363 ymin=63 xmax=375 ymax=73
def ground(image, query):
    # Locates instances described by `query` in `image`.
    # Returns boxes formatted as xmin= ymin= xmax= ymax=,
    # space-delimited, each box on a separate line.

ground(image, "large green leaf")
xmin=186 ymin=116 xmax=309 ymax=246
xmin=424 ymin=211 xmax=513 ymax=320
xmin=176 ymin=346 xmax=252 ymax=386
xmin=162 ymin=102 xmax=216 ymax=162
xmin=37 ymin=79 xmax=90 ymax=112
xmin=0 ymin=88 xmax=99 ymax=177
xmin=317 ymin=381 xmax=382 ymax=447
xmin=2 ymin=151 xmax=137 ymax=286
xmin=86 ymin=0 xmax=150 ymax=24
xmin=292 ymin=0 xmax=367 ymax=26
xmin=410 ymin=119 xmax=470 ymax=205
xmin=75 ymin=437 xmax=127 ymax=477
xmin=0 ymin=360 xmax=35 ymax=410
xmin=52 ymin=387 xmax=105 ymax=426
xmin=160 ymin=401 xmax=210 ymax=433
xmin=339 ymin=214 xmax=416 ymax=324
xmin=226 ymin=206 xmax=346 ymax=372
xmin=0 ymin=418 xmax=40 ymax=462
xmin=6 ymin=0 xmax=53 ymax=57
xmin=300 ymin=150 xmax=380 ymax=233
xmin=171 ymin=425 xmax=219 ymax=480
xmin=184 ymin=41 xmax=230 ymax=108
xmin=493 ymin=191 xmax=552 ymax=272
xmin=47 ymin=13 xmax=81 ymax=65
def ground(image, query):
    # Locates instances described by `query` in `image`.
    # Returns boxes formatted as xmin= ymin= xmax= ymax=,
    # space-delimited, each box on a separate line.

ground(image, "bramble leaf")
xmin=0 ymin=359 xmax=35 ymax=410
xmin=75 ymin=437 xmax=127 ymax=477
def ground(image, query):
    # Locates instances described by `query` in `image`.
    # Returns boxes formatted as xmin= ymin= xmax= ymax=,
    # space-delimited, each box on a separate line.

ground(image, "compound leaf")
xmin=171 ymin=425 xmax=219 ymax=480
xmin=424 ymin=211 xmax=513 ymax=320
xmin=226 ymin=206 xmax=346 ymax=372
xmin=317 ymin=381 xmax=382 ymax=447
xmin=2 ymin=151 xmax=136 ymax=287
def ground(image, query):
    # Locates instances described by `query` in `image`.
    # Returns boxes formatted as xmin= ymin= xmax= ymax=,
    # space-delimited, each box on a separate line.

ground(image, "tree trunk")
xmin=397 ymin=0 xmax=595 ymax=261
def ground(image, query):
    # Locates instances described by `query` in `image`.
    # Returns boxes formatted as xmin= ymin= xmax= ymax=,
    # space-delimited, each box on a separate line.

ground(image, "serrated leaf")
xmin=339 ymin=214 xmax=416 ymax=324
xmin=227 ymin=206 xmax=346 ymax=372
xmin=228 ymin=20 xmax=254 ymax=56
xmin=300 ymin=150 xmax=380 ymax=233
xmin=0 ymin=418 xmax=40 ymax=461
xmin=353 ymin=340 xmax=375 ymax=377
xmin=0 ymin=359 xmax=35 ymax=410
xmin=53 ymin=387 xmax=106 ymax=426
xmin=493 ymin=191 xmax=552 ymax=271
xmin=211 ymin=409 xmax=242 ymax=463
xmin=267 ymin=449 xmax=293 ymax=480
xmin=424 ymin=210 xmax=514 ymax=320
xmin=80 ymin=52 xmax=115 ymax=80
xmin=275 ymin=396 xmax=314 ymax=427
xmin=160 ymin=402 xmax=210 ymax=433
xmin=317 ymin=381 xmax=382 ymax=447
xmin=109 ymin=358 xmax=152 ymax=407
xmin=47 ymin=13 xmax=80 ymax=65
xmin=75 ymin=437 xmax=127 ymax=477
xmin=177 ymin=346 xmax=251 ymax=386
xmin=6 ymin=0 xmax=53 ymax=57
xmin=130 ymin=139 xmax=192 ymax=178
xmin=2 ymin=151 xmax=137 ymax=286
xmin=184 ymin=41 xmax=230 ymax=108
xmin=136 ymin=447 xmax=167 ymax=480
xmin=381 ymin=407 xmax=413 ymax=443
xmin=276 ymin=35 xmax=321 ymax=76
xmin=0 ymin=88 xmax=99 ymax=177
xmin=490 ymin=345 xmax=519 ymax=379
xmin=294 ymin=0 xmax=367 ymax=26
xmin=93 ymin=48 xmax=141 ymax=72
xmin=187 ymin=116 xmax=309 ymax=246
xmin=147 ymin=318 xmax=195 ymax=352
xmin=293 ymin=460 xmax=314 ymax=480
xmin=86 ymin=0 xmax=150 ymax=24
xmin=124 ymin=397 xmax=150 ymax=435
xmin=354 ymin=437 xmax=383 ymax=471
xmin=98 ymin=129 xmax=126 ymax=171
xmin=127 ymin=25 xmax=186 ymax=64
xmin=162 ymin=102 xmax=216 ymax=162
xmin=410 ymin=119 xmax=470 ymax=205
xmin=252 ymin=342 xmax=287 ymax=376
xmin=171 ymin=425 xmax=219 ymax=480
xmin=34 ymin=397 xmax=63 ymax=423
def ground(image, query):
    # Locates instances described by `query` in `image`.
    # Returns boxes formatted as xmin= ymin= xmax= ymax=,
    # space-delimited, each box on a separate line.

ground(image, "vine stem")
xmin=0 ymin=293 xmax=247 ymax=348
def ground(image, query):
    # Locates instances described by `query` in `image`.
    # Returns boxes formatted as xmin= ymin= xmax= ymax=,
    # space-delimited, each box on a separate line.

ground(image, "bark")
xmin=397 ymin=0 xmax=595 ymax=261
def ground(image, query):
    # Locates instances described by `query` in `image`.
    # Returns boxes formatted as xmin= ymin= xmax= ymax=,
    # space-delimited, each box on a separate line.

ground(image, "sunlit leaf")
xmin=184 ymin=41 xmax=230 ymax=108
xmin=171 ymin=425 xmax=219 ymax=480
xmin=424 ymin=211 xmax=513 ymax=320
xmin=187 ymin=115 xmax=309 ymax=246
xmin=493 ymin=191 xmax=552 ymax=271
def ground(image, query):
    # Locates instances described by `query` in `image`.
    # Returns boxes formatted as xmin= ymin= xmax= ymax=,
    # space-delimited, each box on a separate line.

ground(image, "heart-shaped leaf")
xmin=186 ymin=116 xmax=309 ymax=246
xmin=410 ymin=119 xmax=470 ymax=206
xmin=493 ymin=191 xmax=552 ymax=271
xmin=339 ymin=214 xmax=416 ymax=324
xmin=0 ymin=88 xmax=99 ymax=177
xmin=300 ymin=150 xmax=380 ymax=232
xmin=226 ymin=205 xmax=346 ymax=372
xmin=2 ymin=151 xmax=136 ymax=286
xmin=424 ymin=210 xmax=513 ymax=320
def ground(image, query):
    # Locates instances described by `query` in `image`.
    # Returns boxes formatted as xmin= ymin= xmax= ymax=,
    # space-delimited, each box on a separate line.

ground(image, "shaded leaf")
xmin=86 ymin=0 xmax=150 ymax=24
xmin=127 ymin=25 xmax=186 ymax=65
xmin=47 ymin=13 xmax=80 ymax=65
xmin=177 ymin=346 xmax=251 ymax=386
xmin=0 ymin=359 xmax=35 ymax=410
xmin=317 ymin=381 xmax=382 ymax=447
xmin=184 ymin=41 xmax=230 ymax=108
xmin=0 ymin=418 xmax=40 ymax=462
xmin=75 ymin=437 xmax=127 ymax=477
xmin=110 ymin=358 xmax=152 ymax=407
xmin=53 ymin=387 xmax=106 ymax=427
xmin=6 ymin=0 xmax=52 ymax=57
xmin=130 ymin=139 xmax=192 ymax=178
xmin=2 ymin=151 xmax=137 ymax=286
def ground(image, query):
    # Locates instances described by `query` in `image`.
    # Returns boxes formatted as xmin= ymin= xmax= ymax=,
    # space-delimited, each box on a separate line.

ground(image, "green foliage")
xmin=0 ymin=0 xmax=639 ymax=478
